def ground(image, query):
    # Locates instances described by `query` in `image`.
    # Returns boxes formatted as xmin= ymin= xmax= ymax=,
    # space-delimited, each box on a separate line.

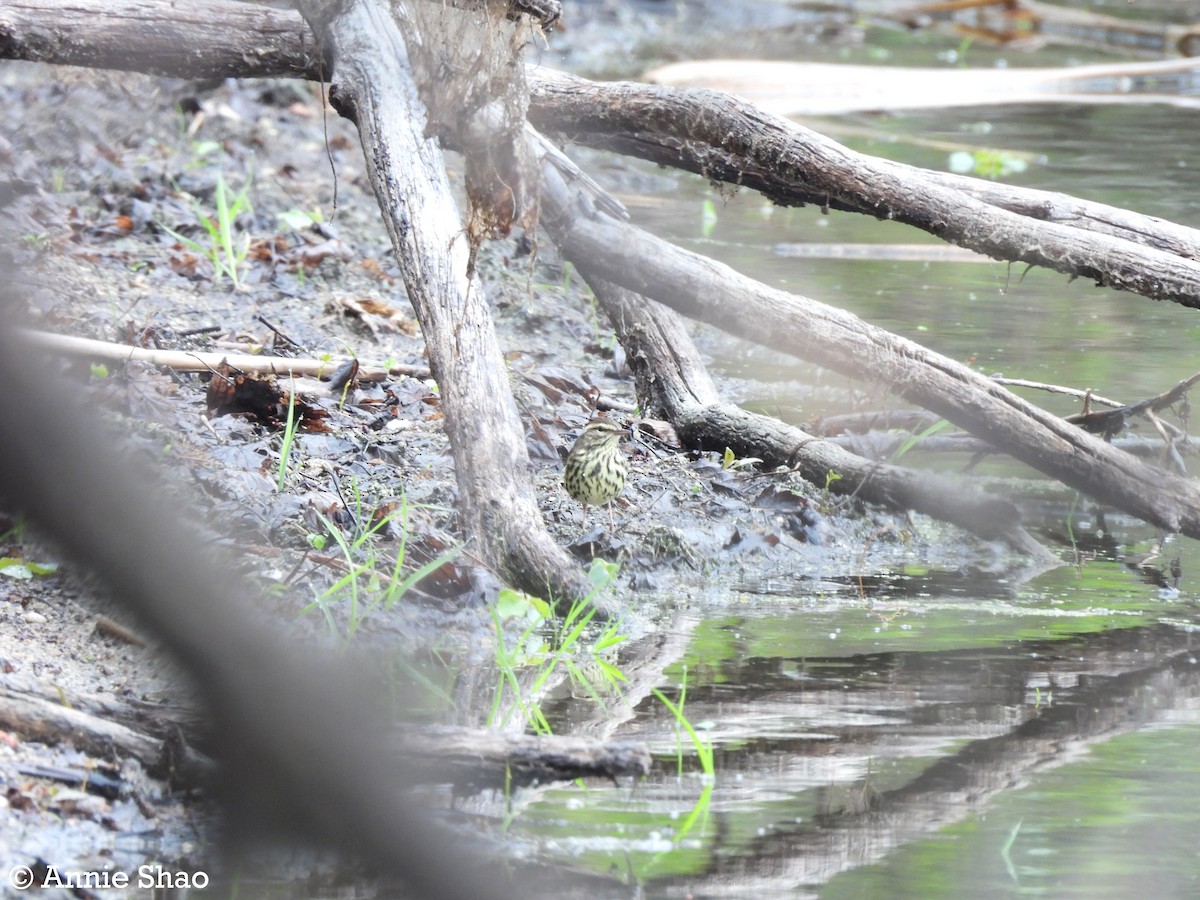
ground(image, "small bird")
xmin=563 ymin=420 xmax=628 ymax=528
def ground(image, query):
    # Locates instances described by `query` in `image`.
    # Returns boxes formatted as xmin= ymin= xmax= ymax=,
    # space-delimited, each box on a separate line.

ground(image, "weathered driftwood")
xmin=536 ymin=159 xmax=1200 ymax=540
xmin=0 ymin=0 xmax=321 ymax=80
xmin=0 ymin=674 xmax=646 ymax=792
xmin=0 ymin=683 xmax=214 ymax=784
xmin=527 ymin=67 xmax=1200 ymax=308
xmin=6 ymin=0 xmax=1200 ymax=296
xmin=0 ymin=0 xmax=557 ymax=81
xmin=288 ymin=0 xmax=600 ymax=610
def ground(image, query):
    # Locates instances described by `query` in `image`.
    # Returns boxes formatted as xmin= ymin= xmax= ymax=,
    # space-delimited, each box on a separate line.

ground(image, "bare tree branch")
xmin=528 ymin=68 xmax=1200 ymax=307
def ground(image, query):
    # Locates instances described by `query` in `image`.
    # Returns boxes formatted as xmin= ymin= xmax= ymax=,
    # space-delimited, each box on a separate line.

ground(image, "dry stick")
xmin=538 ymin=157 xmax=1200 ymax=540
xmin=20 ymin=328 xmax=408 ymax=380
xmin=289 ymin=0 xmax=599 ymax=610
xmin=991 ymin=377 xmax=1125 ymax=409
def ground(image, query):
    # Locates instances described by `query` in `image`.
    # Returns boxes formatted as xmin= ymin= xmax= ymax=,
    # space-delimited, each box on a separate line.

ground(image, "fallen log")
xmin=0 ymin=675 xmax=648 ymax=793
xmin=527 ymin=67 xmax=1200 ymax=308
xmin=572 ymin=273 xmax=1050 ymax=554
xmin=5 ymin=0 xmax=1200 ymax=294
xmin=0 ymin=684 xmax=214 ymax=785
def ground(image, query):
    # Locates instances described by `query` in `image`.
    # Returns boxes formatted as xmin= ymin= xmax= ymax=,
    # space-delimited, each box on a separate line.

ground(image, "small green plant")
xmin=276 ymin=207 xmax=323 ymax=232
xmin=1065 ymin=492 xmax=1083 ymax=567
xmin=1001 ymin=818 xmax=1023 ymax=884
xmin=653 ymin=666 xmax=715 ymax=779
xmin=276 ymin=388 xmax=298 ymax=491
xmin=700 ymin=198 xmax=719 ymax=238
xmin=948 ymin=148 xmax=1029 ymax=180
xmin=721 ymin=447 xmax=762 ymax=471
xmin=0 ymin=557 xmax=58 ymax=580
xmin=483 ymin=566 xmax=724 ymax=850
xmin=892 ymin=417 xmax=951 ymax=461
xmin=188 ymin=139 xmax=223 ymax=165
xmin=162 ymin=171 xmax=253 ymax=288
xmin=822 ymin=469 xmax=842 ymax=496
xmin=22 ymin=232 xmax=51 ymax=252
xmin=487 ymin=560 xmax=624 ymax=734
xmin=301 ymin=492 xmax=461 ymax=643
xmin=1 ymin=515 xmax=27 ymax=544
xmin=954 ymin=36 xmax=975 ymax=66
xmin=488 ymin=591 xmax=559 ymax=734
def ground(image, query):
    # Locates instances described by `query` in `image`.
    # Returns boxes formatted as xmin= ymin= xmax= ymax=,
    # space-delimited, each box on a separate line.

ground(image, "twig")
xmin=991 ymin=376 xmax=1124 ymax=409
xmin=20 ymin=328 xmax=433 ymax=381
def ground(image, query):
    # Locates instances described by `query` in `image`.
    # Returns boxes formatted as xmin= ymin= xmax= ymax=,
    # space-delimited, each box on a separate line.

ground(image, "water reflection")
xmin=514 ymin=606 xmax=1200 ymax=898
xmin=507 ymin=3 xmax=1200 ymax=896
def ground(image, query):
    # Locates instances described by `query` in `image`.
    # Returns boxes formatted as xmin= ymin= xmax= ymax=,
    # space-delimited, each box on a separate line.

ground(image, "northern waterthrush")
xmin=563 ymin=420 xmax=628 ymax=525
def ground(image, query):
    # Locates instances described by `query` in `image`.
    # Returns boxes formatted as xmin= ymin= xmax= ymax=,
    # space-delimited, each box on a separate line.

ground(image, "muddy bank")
xmin=0 ymin=2 xmax=1059 ymax=892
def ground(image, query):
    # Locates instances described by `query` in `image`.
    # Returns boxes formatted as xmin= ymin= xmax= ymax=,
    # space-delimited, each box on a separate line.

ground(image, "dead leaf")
xmin=336 ymin=295 xmax=419 ymax=337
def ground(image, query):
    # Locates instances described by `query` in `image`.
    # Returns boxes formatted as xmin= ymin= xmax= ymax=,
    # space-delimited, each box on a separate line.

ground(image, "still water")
xmin=501 ymin=3 xmax=1200 ymax=897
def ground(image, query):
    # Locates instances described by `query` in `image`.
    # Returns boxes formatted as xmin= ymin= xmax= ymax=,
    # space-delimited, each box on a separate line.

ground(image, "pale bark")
xmin=289 ymin=0 xmax=599 ymax=609
xmin=528 ymin=67 xmax=1200 ymax=307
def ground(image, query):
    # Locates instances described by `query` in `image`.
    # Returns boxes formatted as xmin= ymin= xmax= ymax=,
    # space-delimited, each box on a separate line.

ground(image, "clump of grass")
xmin=301 ymin=490 xmax=460 ymax=643
xmin=162 ymin=171 xmax=253 ymax=289
xmin=892 ymin=417 xmax=951 ymax=461
xmin=487 ymin=559 xmax=626 ymax=734
xmin=483 ymin=564 xmax=721 ymax=849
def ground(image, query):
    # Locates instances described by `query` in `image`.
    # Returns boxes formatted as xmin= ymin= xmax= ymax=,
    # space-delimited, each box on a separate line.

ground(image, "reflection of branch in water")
xmin=646 ymin=57 xmax=1200 ymax=117
xmin=648 ymin=623 xmax=1200 ymax=894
